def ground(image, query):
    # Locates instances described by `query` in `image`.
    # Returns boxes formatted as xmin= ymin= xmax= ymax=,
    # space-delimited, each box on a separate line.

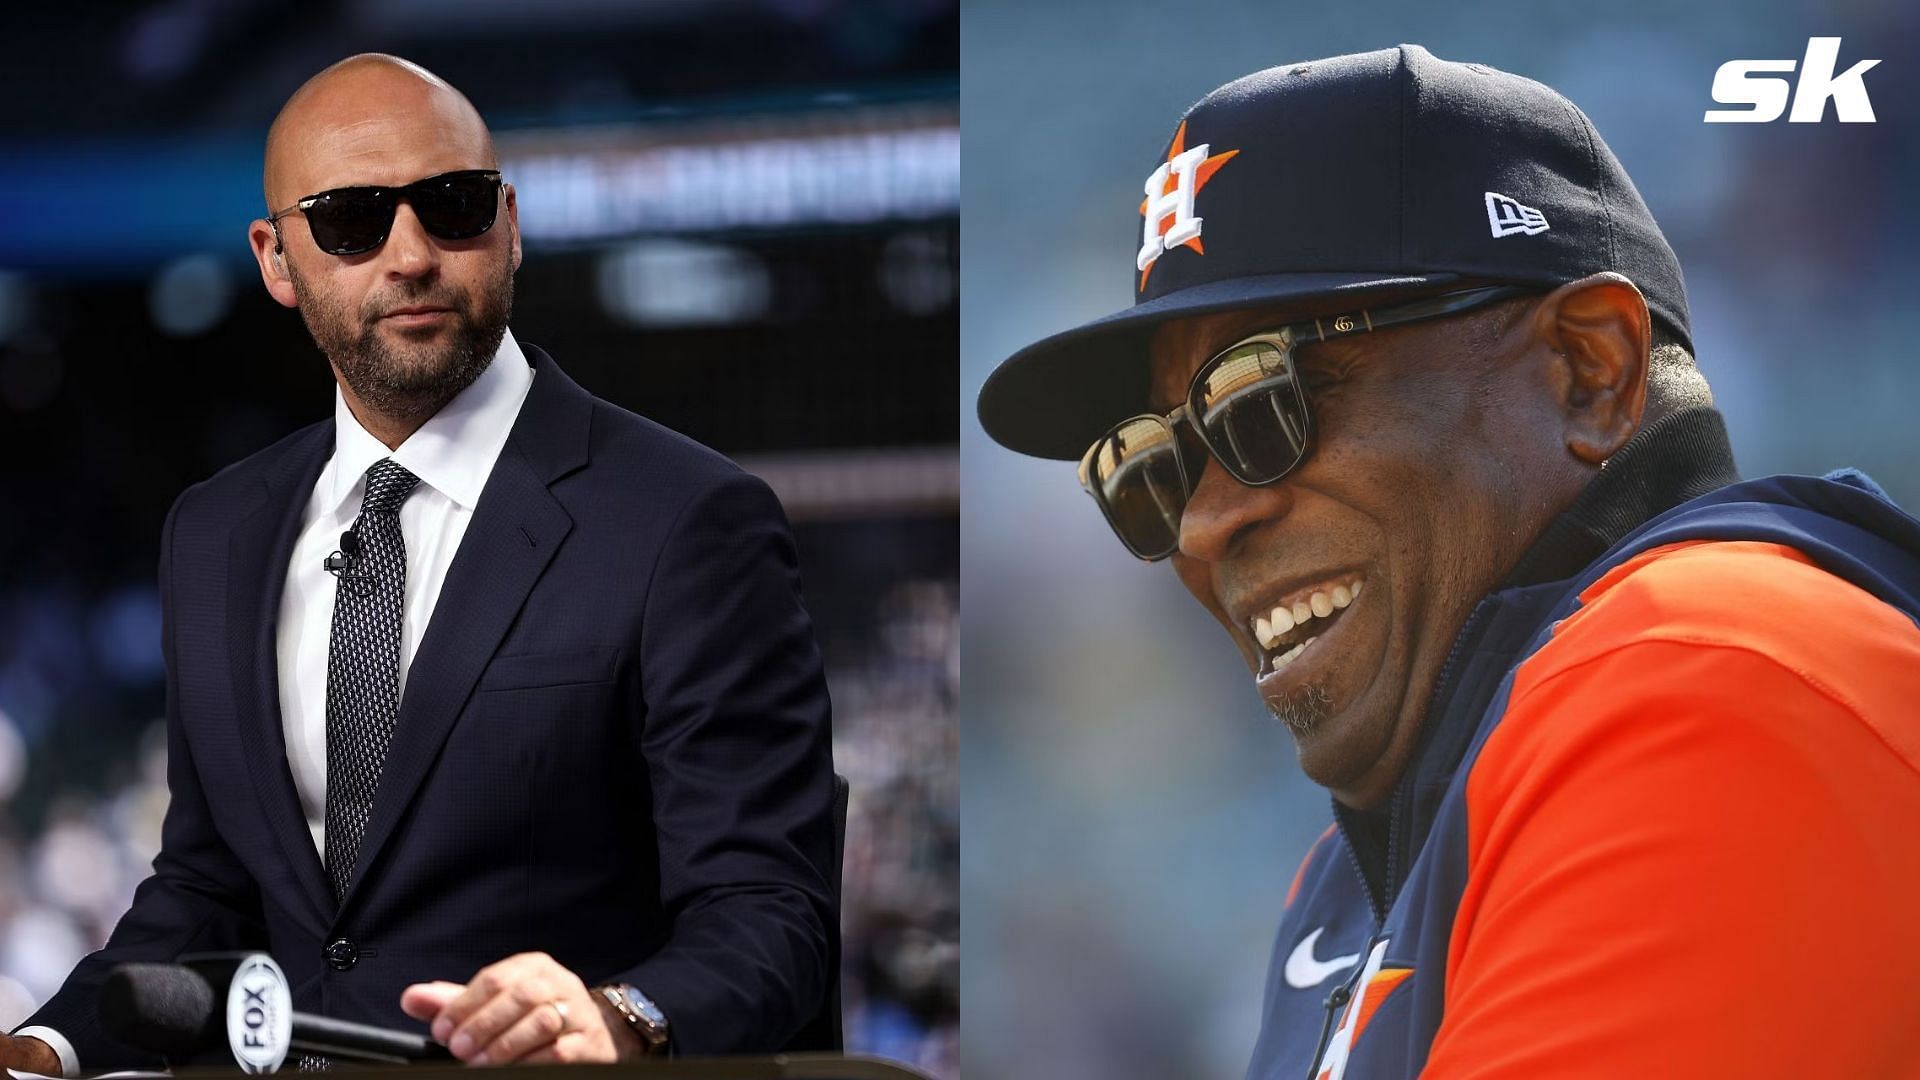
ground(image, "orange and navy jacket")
xmin=1251 ymin=463 xmax=1920 ymax=1079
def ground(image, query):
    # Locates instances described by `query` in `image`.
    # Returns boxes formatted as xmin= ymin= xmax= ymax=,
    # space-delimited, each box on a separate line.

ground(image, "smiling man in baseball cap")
xmin=979 ymin=45 xmax=1920 ymax=1079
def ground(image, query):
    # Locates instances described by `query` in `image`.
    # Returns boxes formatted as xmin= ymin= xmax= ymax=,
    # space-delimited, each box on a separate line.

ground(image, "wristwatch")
xmin=595 ymin=983 xmax=670 ymax=1058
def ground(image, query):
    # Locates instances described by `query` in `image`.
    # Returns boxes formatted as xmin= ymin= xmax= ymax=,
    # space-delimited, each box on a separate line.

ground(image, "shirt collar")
xmin=326 ymin=327 xmax=534 ymax=515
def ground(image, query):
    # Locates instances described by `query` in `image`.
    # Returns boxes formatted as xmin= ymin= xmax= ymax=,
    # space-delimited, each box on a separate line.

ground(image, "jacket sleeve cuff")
xmin=12 ymin=1025 xmax=80 ymax=1077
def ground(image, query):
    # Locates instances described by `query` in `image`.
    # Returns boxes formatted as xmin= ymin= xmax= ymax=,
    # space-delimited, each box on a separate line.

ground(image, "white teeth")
xmin=1247 ymin=578 xmax=1366 ymax=658
xmin=1270 ymin=635 xmax=1317 ymax=672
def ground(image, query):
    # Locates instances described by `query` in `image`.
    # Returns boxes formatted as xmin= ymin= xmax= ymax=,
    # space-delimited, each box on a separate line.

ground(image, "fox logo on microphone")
xmin=226 ymin=954 xmax=292 ymax=1073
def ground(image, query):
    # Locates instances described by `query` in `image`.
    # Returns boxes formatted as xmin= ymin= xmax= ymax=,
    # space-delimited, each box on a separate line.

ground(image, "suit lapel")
xmin=226 ymin=423 xmax=337 ymax=927
xmin=341 ymin=344 xmax=589 ymax=911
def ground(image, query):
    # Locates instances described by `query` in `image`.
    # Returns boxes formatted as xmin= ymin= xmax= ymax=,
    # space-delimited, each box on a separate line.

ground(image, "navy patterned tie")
xmin=322 ymin=458 xmax=421 ymax=907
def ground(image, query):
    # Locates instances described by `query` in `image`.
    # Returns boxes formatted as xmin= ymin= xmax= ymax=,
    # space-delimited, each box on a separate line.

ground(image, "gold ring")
xmin=548 ymin=1000 xmax=570 ymax=1031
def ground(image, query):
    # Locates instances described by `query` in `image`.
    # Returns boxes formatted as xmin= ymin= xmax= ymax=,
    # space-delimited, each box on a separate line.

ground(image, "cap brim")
xmin=978 ymin=270 xmax=1462 ymax=460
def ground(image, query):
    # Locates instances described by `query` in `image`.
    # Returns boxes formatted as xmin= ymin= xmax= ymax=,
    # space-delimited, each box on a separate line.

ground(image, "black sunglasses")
xmin=1078 ymin=285 xmax=1537 ymax=561
xmin=268 ymin=169 xmax=503 ymax=256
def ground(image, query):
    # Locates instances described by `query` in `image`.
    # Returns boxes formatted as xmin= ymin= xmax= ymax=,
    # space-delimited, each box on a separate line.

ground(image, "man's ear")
xmin=249 ymin=219 xmax=300 ymax=309
xmin=503 ymin=182 xmax=521 ymax=272
xmin=1529 ymin=271 xmax=1650 ymax=465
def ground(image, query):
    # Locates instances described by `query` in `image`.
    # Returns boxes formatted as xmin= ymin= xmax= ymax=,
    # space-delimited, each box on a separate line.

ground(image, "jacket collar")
xmin=334 ymin=340 xmax=589 ymax=915
xmin=1500 ymin=406 xmax=1740 ymax=589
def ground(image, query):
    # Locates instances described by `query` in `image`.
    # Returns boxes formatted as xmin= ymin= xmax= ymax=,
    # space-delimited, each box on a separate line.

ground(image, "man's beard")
xmin=1267 ymin=681 xmax=1335 ymax=735
xmin=289 ymin=256 xmax=514 ymax=423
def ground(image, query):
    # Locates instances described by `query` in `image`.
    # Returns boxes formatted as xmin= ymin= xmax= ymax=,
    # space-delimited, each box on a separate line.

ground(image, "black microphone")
xmin=101 ymin=957 xmax=453 ymax=1069
xmin=323 ymin=529 xmax=362 ymax=575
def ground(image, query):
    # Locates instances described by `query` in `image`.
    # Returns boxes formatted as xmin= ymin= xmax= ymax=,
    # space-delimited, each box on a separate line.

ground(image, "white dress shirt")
xmin=16 ymin=329 xmax=534 ymax=1076
xmin=280 ymin=329 xmax=534 ymax=854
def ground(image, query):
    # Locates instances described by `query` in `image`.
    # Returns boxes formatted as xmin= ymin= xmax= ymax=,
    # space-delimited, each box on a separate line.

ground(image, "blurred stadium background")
xmin=0 ymin=1 xmax=955 ymax=1075
xmin=962 ymin=1 xmax=1918 ymax=1077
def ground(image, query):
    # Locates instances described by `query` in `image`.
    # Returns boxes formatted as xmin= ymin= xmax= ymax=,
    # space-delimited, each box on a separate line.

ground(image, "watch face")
xmin=622 ymin=986 xmax=668 ymax=1032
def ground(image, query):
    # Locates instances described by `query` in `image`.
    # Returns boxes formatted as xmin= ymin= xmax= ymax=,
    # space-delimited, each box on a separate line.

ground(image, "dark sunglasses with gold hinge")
xmin=1079 ymin=285 xmax=1538 ymax=560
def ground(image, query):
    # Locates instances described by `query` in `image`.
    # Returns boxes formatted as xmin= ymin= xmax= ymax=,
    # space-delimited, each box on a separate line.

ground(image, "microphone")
xmin=323 ymin=529 xmax=362 ymax=575
xmin=101 ymin=955 xmax=452 ymax=1070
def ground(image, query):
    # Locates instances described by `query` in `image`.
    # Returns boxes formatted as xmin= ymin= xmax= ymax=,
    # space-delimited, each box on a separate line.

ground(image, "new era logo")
xmin=1485 ymin=191 xmax=1549 ymax=238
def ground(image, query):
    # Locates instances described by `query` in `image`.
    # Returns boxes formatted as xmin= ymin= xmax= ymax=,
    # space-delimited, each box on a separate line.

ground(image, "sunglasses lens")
xmin=1193 ymin=341 xmax=1310 ymax=484
xmin=304 ymin=190 xmax=394 ymax=255
xmin=1088 ymin=416 xmax=1190 ymax=559
xmin=413 ymin=173 xmax=500 ymax=240
xmin=297 ymin=174 xmax=498 ymax=255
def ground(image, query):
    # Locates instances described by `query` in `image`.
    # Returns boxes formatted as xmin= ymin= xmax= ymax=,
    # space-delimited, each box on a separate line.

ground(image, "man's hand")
xmin=400 ymin=952 xmax=644 ymax=1066
xmin=0 ymin=1033 xmax=63 ymax=1077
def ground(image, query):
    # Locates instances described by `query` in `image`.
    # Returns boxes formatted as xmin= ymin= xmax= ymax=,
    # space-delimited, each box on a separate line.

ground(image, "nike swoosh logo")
xmin=1284 ymin=927 xmax=1361 ymax=989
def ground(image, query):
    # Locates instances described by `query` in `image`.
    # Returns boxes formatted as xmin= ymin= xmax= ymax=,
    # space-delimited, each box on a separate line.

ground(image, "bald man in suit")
xmin=2 ymin=54 xmax=836 ymax=1073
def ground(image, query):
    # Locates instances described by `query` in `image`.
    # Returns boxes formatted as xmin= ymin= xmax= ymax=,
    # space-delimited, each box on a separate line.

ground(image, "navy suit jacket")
xmin=26 ymin=344 xmax=837 ymax=1066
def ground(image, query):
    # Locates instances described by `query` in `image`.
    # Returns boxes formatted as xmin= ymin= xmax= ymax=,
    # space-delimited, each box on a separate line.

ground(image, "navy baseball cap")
xmin=978 ymin=44 xmax=1692 ymax=460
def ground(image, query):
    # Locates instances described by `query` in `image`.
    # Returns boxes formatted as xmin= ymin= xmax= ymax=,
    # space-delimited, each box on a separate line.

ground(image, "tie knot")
xmin=359 ymin=459 xmax=421 ymax=514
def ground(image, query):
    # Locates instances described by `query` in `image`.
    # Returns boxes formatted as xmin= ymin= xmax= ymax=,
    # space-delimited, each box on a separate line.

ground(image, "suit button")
xmin=325 ymin=938 xmax=359 ymax=971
